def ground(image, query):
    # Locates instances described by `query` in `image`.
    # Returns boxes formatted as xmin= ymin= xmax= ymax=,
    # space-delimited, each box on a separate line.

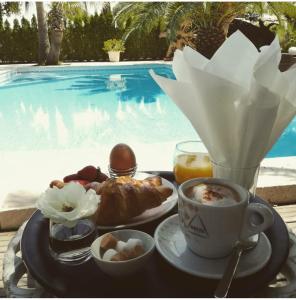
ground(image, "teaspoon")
xmin=214 ymin=235 xmax=259 ymax=298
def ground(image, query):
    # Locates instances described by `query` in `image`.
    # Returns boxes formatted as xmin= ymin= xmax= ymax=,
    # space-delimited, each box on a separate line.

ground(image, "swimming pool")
xmin=0 ymin=64 xmax=295 ymax=158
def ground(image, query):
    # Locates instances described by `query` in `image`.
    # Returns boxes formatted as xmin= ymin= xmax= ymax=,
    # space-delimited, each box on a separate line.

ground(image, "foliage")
xmin=242 ymin=2 xmax=296 ymax=51
xmin=61 ymin=9 xmax=120 ymax=61
xmin=275 ymin=23 xmax=296 ymax=51
xmin=62 ymin=4 xmax=166 ymax=61
xmin=103 ymin=39 xmax=125 ymax=52
xmin=114 ymin=2 xmax=247 ymax=58
xmin=268 ymin=2 xmax=296 ymax=51
xmin=1 ymin=2 xmax=296 ymax=63
xmin=0 ymin=9 xmax=166 ymax=63
xmin=114 ymin=2 xmax=167 ymax=39
xmin=114 ymin=2 xmax=296 ymax=57
xmin=59 ymin=2 xmax=88 ymax=21
xmin=0 ymin=16 xmax=38 ymax=63
xmin=0 ymin=2 xmax=20 ymax=18
xmin=48 ymin=2 xmax=64 ymax=32
xmin=0 ymin=2 xmax=20 ymax=31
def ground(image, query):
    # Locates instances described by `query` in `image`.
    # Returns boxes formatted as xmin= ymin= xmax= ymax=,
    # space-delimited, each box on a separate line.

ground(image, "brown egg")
xmin=109 ymin=143 xmax=136 ymax=171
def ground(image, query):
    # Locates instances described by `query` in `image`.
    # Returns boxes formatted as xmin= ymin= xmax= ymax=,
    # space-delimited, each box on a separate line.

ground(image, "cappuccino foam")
xmin=187 ymin=183 xmax=240 ymax=207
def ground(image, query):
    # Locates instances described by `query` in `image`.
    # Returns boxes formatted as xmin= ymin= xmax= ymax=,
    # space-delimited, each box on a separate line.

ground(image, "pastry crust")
xmin=94 ymin=176 xmax=173 ymax=225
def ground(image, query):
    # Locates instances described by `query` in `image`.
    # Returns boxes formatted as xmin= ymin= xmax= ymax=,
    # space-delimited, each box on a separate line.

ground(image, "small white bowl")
xmin=91 ymin=229 xmax=155 ymax=277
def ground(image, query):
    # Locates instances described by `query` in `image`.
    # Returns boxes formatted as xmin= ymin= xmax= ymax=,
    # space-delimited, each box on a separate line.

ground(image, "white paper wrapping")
xmin=150 ymin=31 xmax=296 ymax=189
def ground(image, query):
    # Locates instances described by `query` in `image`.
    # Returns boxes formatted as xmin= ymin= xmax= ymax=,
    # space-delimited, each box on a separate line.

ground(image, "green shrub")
xmin=0 ymin=20 xmax=13 ymax=62
xmin=102 ymin=39 xmax=125 ymax=52
xmin=0 ymin=11 xmax=167 ymax=63
xmin=0 ymin=16 xmax=38 ymax=63
xmin=123 ymin=26 xmax=168 ymax=60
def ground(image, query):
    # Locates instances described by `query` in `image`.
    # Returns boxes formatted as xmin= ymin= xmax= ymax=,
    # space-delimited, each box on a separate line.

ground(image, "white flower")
xmin=36 ymin=182 xmax=100 ymax=227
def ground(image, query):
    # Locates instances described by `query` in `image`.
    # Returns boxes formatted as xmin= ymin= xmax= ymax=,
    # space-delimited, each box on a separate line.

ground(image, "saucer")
xmin=154 ymin=214 xmax=272 ymax=279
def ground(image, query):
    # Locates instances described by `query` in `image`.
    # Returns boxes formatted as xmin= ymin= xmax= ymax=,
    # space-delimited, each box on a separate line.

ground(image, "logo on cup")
xmin=182 ymin=214 xmax=209 ymax=239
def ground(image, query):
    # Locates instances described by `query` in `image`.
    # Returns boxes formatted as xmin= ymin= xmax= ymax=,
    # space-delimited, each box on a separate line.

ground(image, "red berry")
xmin=77 ymin=165 xmax=98 ymax=181
xmin=96 ymin=172 xmax=109 ymax=182
xmin=63 ymin=174 xmax=80 ymax=183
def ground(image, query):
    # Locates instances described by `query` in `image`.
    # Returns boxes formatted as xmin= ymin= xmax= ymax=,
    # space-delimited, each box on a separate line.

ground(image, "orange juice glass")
xmin=174 ymin=141 xmax=213 ymax=184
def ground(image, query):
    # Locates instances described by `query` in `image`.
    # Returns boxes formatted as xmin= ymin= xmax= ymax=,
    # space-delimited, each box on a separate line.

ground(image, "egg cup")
xmin=108 ymin=164 xmax=137 ymax=178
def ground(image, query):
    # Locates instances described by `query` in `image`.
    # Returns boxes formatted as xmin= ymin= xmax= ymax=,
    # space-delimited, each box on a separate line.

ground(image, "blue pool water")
xmin=0 ymin=64 xmax=295 ymax=157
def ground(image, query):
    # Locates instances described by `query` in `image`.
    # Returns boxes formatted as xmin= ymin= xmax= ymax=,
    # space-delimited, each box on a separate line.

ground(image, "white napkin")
xmin=150 ymin=31 xmax=296 ymax=189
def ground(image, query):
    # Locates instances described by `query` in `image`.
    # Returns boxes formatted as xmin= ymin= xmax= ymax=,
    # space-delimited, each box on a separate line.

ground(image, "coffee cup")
xmin=178 ymin=178 xmax=274 ymax=258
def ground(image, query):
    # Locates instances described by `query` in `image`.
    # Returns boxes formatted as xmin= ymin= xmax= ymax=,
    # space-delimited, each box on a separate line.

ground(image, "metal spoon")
xmin=214 ymin=235 xmax=259 ymax=298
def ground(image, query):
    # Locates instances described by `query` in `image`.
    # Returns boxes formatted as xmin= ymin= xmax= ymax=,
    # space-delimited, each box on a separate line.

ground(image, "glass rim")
xmin=176 ymin=140 xmax=205 ymax=154
xmin=210 ymin=160 xmax=260 ymax=171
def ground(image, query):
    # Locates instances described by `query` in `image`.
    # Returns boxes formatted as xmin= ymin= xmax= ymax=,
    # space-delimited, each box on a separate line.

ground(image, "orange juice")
xmin=174 ymin=154 xmax=213 ymax=184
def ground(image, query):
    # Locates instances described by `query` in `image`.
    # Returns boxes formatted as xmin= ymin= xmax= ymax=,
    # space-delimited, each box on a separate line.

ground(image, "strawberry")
xmin=63 ymin=173 xmax=80 ymax=183
xmin=96 ymin=170 xmax=109 ymax=182
xmin=77 ymin=165 xmax=98 ymax=181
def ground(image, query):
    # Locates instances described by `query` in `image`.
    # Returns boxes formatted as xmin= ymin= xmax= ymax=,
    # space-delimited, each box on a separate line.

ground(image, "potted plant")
xmin=103 ymin=39 xmax=126 ymax=62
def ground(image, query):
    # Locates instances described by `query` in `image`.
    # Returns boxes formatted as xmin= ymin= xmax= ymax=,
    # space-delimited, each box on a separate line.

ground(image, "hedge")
xmin=0 ymin=11 xmax=168 ymax=63
xmin=0 ymin=16 xmax=38 ymax=63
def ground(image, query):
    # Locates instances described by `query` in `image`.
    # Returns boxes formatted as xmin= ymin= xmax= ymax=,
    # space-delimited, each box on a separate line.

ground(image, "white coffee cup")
xmin=178 ymin=178 xmax=274 ymax=258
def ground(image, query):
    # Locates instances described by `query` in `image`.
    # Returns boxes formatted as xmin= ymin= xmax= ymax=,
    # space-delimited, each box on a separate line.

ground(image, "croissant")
xmin=93 ymin=176 xmax=173 ymax=225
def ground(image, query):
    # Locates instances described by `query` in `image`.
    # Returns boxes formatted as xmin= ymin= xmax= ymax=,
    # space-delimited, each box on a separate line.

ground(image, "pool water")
xmin=0 ymin=64 xmax=295 ymax=157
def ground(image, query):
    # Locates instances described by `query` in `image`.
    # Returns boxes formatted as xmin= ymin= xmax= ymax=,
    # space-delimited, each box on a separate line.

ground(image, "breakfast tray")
xmin=20 ymin=171 xmax=289 ymax=297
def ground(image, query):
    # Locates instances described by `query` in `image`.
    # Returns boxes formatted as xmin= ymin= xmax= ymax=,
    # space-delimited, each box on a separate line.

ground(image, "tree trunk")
xmin=46 ymin=30 xmax=63 ymax=65
xmin=36 ymin=2 xmax=49 ymax=65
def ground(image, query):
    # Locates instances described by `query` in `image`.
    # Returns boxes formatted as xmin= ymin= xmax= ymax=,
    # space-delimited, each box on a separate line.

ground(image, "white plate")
xmin=154 ymin=214 xmax=272 ymax=279
xmin=97 ymin=172 xmax=178 ymax=230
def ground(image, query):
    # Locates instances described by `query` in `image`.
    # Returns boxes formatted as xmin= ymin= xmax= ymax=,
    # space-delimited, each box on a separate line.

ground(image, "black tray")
xmin=21 ymin=171 xmax=289 ymax=297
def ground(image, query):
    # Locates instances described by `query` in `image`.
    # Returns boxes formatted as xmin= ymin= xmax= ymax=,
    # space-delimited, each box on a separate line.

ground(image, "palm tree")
xmin=35 ymin=2 xmax=50 ymax=65
xmin=46 ymin=2 xmax=64 ymax=65
xmin=190 ymin=2 xmax=246 ymax=58
xmin=264 ymin=2 xmax=296 ymax=51
xmin=165 ymin=20 xmax=195 ymax=58
xmin=31 ymin=2 xmax=103 ymax=65
xmin=113 ymin=2 xmax=167 ymax=39
xmin=46 ymin=2 xmax=107 ymax=65
xmin=46 ymin=2 xmax=90 ymax=65
xmin=114 ymin=2 xmax=247 ymax=59
xmin=0 ymin=2 xmax=20 ymax=22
